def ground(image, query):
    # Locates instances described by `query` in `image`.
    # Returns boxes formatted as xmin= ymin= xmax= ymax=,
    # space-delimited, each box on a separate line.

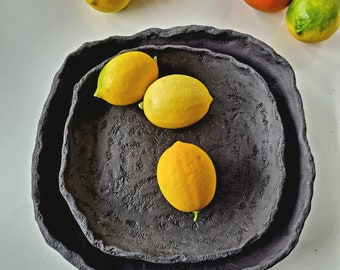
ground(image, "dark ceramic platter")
xmin=59 ymin=45 xmax=285 ymax=263
xmin=32 ymin=25 xmax=315 ymax=270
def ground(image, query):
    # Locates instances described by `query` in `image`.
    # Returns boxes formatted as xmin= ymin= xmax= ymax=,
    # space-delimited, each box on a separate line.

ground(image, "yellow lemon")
xmin=85 ymin=0 xmax=131 ymax=13
xmin=94 ymin=51 xmax=158 ymax=106
xmin=140 ymin=74 xmax=213 ymax=129
xmin=157 ymin=141 xmax=217 ymax=221
xmin=286 ymin=0 xmax=340 ymax=42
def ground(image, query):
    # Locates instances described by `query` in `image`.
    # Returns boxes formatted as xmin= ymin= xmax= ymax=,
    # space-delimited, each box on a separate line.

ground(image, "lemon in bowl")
xmin=94 ymin=51 xmax=158 ymax=106
xmin=157 ymin=141 xmax=217 ymax=222
xmin=140 ymin=74 xmax=213 ymax=129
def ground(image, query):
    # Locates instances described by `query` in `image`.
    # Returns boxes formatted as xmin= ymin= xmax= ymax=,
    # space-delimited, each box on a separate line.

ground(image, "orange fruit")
xmin=157 ymin=141 xmax=217 ymax=221
xmin=244 ymin=0 xmax=291 ymax=12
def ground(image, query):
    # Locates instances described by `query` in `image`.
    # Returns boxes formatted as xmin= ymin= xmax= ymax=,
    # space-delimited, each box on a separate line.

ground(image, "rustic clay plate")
xmin=32 ymin=25 xmax=315 ymax=270
xmin=59 ymin=45 xmax=285 ymax=263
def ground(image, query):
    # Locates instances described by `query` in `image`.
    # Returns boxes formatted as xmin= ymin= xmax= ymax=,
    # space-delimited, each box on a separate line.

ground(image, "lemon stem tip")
xmin=93 ymin=89 xmax=100 ymax=98
xmin=193 ymin=211 xmax=200 ymax=222
xmin=138 ymin=101 xmax=144 ymax=110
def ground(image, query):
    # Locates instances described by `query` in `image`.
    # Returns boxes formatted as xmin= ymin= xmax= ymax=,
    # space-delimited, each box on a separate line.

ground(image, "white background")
xmin=0 ymin=0 xmax=339 ymax=269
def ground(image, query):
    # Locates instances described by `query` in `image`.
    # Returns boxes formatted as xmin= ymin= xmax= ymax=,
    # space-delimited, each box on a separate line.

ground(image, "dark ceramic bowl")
xmin=32 ymin=25 xmax=315 ymax=270
xmin=59 ymin=45 xmax=285 ymax=263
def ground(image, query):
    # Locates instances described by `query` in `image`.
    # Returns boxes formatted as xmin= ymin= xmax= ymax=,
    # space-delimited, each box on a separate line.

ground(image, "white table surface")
xmin=1 ymin=0 xmax=339 ymax=269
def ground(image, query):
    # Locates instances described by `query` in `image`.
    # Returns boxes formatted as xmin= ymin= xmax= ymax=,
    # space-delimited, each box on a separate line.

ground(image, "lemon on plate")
xmin=94 ymin=51 xmax=158 ymax=106
xmin=286 ymin=0 xmax=340 ymax=42
xmin=85 ymin=0 xmax=131 ymax=13
xmin=140 ymin=74 xmax=213 ymax=129
xmin=157 ymin=141 xmax=217 ymax=221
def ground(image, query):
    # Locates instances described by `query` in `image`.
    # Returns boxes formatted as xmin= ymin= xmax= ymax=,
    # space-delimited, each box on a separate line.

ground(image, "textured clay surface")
xmin=32 ymin=25 xmax=315 ymax=270
xmin=59 ymin=46 xmax=285 ymax=263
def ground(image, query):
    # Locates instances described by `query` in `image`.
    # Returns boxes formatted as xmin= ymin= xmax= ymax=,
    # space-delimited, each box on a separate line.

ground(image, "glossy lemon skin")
xmin=142 ymin=74 xmax=213 ymax=129
xmin=85 ymin=0 xmax=131 ymax=13
xmin=94 ymin=51 xmax=158 ymax=106
xmin=157 ymin=141 xmax=216 ymax=219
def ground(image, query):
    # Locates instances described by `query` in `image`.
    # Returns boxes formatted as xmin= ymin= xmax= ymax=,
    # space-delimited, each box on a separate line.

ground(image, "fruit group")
xmin=141 ymin=74 xmax=213 ymax=129
xmin=85 ymin=0 xmax=131 ymax=12
xmin=244 ymin=0 xmax=291 ymax=12
xmin=286 ymin=0 xmax=340 ymax=42
xmin=157 ymin=141 xmax=217 ymax=221
xmin=94 ymin=51 xmax=158 ymax=106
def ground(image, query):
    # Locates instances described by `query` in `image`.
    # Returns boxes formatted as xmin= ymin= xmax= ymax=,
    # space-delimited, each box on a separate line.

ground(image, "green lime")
xmin=286 ymin=0 xmax=340 ymax=42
